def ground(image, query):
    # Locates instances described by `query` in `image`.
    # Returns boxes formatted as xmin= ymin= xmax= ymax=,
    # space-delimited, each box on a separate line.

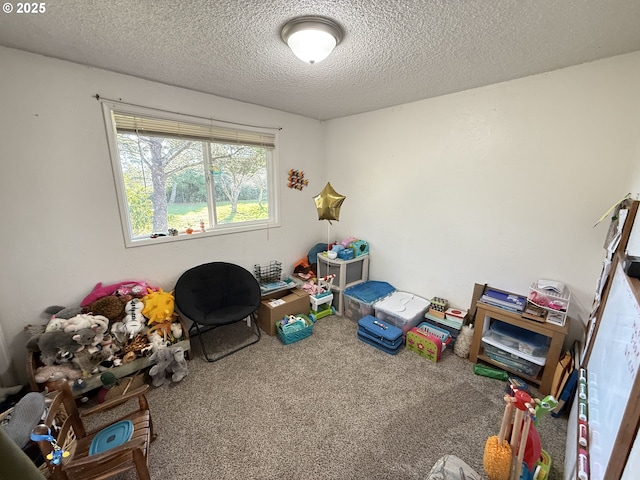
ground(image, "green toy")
xmin=473 ymin=363 xmax=509 ymax=380
xmin=309 ymin=303 xmax=335 ymax=321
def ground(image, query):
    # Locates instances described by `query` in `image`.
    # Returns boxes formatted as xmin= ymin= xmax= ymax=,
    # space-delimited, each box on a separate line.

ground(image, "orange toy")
xmin=148 ymin=319 xmax=176 ymax=342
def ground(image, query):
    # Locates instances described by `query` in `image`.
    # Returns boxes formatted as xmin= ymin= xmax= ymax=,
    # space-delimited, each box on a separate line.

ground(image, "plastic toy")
xmin=30 ymin=426 xmax=70 ymax=465
xmin=309 ymin=303 xmax=336 ymax=321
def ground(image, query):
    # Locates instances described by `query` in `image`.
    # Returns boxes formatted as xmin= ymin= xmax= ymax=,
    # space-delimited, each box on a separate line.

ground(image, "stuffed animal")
xmin=148 ymin=348 xmax=174 ymax=387
xmin=142 ymin=288 xmax=175 ymax=324
xmin=34 ymin=364 xmax=82 ymax=384
xmin=72 ymin=349 xmax=110 ymax=376
xmin=45 ymin=305 xmax=84 ymax=321
xmin=120 ymin=333 xmax=150 ymax=364
xmin=81 ymin=280 xmax=145 ymax=307
xmin=169 ymin=347 xmax=188 ymax=383
xmin=146 ymin=331 xmax=170 ymax=352
xmin=62 ymin=314 xmax=94 ymax=333
xmin=82 ymin=295 xmax=127 ymax=322
xmin=44 ymin=317 xmax=65 ymax=333
xmin=26 ymin=330 xmax=84 ymax=361
xmin=123 ymin=299 xmax=145 ymax=335
xmin=111 ymin=301 xmax=145 ymax=341
xmin=148 ymin=319 xmax=175 ymax=343
xmin=87 ymin=315 xmax=110 ymax=351
xmin=114 ymin=281 xmax=150 ymax=298
xmin=72 ymin=328 xmax=98 ymax=350
xmin=170 ymin=321 xmax=183 ymax=340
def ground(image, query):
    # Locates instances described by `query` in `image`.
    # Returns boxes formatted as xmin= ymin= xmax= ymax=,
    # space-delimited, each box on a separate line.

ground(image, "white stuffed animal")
xmin=111 ymin=299 xmax=145 ymax=341
xmin=170 ymin=321 xmax=183 ymax=339
xmin=87 ymin=315 xmax=110 ymax=352
xmin=63 ymin=314 xmax=94 ymax=333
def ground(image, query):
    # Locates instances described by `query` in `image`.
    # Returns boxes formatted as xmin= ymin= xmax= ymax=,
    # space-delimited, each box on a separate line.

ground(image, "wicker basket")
xmin=277 ymin=314 xmax=314 ymax=345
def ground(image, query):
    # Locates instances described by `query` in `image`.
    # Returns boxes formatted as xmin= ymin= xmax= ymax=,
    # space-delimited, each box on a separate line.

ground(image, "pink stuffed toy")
xmin=81 ymin=281 xmax=147 ymax=307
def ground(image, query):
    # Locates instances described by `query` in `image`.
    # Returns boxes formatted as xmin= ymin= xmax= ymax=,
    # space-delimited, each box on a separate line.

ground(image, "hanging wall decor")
xmin=288 ymin=169 xmax=309 ymax=190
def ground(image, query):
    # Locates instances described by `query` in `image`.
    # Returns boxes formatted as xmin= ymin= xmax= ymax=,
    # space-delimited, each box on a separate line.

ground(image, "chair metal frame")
xmin=175 ymin=262 xmax=262 ymax=363
xmin=186 ymin=310 xmax=261 ymax=363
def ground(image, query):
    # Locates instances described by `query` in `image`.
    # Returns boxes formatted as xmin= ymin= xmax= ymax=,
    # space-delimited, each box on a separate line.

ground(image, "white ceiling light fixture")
xmin=281 ymin=16 xmax=343 ymax=64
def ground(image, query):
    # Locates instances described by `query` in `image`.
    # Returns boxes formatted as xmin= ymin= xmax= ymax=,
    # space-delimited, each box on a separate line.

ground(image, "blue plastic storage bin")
xmin=343 ymin=281 xmax=395 ymax=322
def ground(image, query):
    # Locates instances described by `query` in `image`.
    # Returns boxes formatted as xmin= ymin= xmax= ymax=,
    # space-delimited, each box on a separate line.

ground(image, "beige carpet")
xmin=93 ymin=316 xmax=568 ymax=479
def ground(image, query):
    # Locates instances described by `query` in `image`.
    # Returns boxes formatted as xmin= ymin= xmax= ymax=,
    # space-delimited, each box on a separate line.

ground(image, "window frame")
xmin=101 ymin=102 xmax=280 ymax=248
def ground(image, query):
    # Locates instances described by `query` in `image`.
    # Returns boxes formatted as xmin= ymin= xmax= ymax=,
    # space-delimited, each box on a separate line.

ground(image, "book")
xmin=481 ymin=288 xmax=526 ymax=312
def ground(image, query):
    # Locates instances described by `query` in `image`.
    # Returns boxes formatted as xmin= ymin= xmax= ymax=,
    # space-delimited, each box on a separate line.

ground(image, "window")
xmin=102 ymin=104 xmax=279 ymax=246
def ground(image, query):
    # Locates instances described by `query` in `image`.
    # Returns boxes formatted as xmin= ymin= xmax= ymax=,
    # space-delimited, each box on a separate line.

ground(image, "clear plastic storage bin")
xmin=343 ymin=281 xmax=395 ymax=322
xmin=374 ymin=291 xmax=430 ymax=335
xmin=486 ymin=320 xmax=550 ymax=357
xmin=482 ymin=342 xmax=543 ymax=377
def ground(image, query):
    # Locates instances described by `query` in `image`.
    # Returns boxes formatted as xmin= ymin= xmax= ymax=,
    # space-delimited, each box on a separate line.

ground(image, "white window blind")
xmin=112 ymin=112 xmax=275 ymax=149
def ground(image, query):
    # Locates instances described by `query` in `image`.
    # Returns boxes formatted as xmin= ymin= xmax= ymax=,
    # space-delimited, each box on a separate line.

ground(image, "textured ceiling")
xmin=1 ymin=0 xmax=640 ymax=120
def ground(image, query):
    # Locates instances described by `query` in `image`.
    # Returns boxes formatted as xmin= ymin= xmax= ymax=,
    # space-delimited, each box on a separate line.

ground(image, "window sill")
xmin=124 ymin=221 xmax=281 ymax=248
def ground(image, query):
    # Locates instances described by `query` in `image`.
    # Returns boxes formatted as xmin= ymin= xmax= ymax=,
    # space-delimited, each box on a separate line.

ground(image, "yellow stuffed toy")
xmin=142 ymin=288 xmax=175 ymax=324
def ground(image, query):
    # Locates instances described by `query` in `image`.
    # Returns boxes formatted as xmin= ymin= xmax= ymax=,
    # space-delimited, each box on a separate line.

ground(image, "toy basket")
xmin=277 ymin=314 xmax=315 ymax=345
xmin=416 ymin=322 xmax=452 ymax=348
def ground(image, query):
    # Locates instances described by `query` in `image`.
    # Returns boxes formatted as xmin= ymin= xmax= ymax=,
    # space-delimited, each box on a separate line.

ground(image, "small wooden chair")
xmin=31 ymin=380 xmax=154 ymax=480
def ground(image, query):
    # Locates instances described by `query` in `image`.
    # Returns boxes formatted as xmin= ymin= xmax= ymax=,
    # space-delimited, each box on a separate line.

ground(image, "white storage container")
xmin=373 ymin=291 xmax=430 ymax=335
xmin=528 ymin=281 xmax=571 ymax=326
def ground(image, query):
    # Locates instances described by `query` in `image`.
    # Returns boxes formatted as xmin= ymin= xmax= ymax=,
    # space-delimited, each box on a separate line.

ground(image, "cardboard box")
xmin=257 ymin=289 xmax=310 ymax=336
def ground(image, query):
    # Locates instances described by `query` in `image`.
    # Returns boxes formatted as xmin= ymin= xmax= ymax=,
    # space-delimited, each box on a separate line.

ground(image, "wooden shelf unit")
xmin=469 ymin=302 xmax=568 ymax=394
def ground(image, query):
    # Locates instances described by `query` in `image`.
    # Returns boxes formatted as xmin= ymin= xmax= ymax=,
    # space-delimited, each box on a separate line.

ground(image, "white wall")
xmin=325 ymin=52 xmax=640 ymax=343
xmin=0 ymin=47 xmax=327 ymax=385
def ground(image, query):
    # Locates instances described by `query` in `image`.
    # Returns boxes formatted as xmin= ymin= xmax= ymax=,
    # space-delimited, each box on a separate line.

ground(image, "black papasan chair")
xmin=174 ymin=262 xmax=261 ymax=362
